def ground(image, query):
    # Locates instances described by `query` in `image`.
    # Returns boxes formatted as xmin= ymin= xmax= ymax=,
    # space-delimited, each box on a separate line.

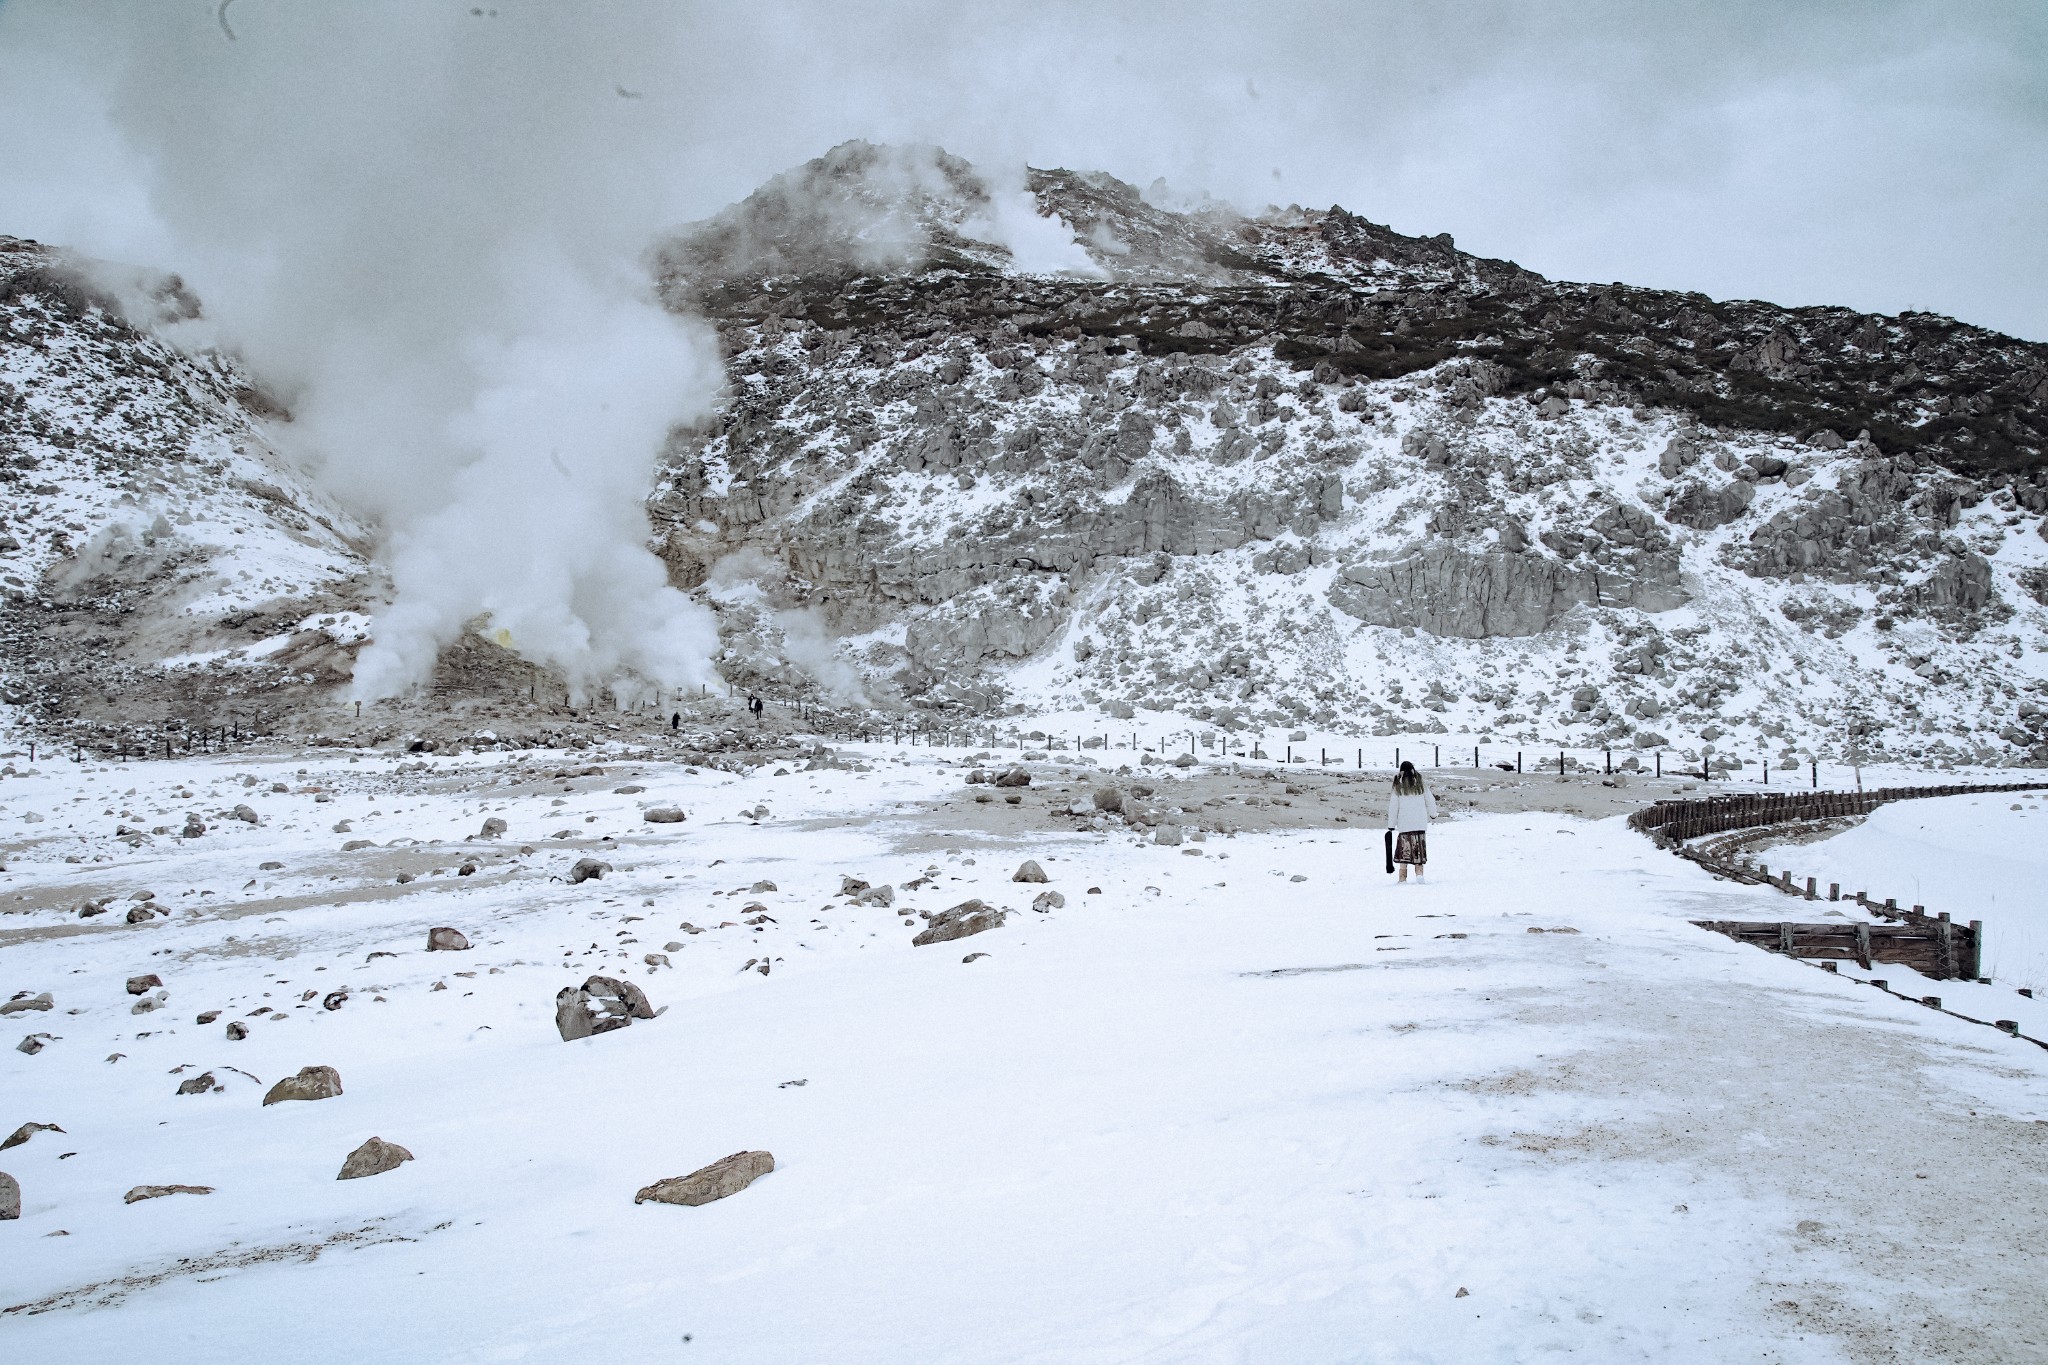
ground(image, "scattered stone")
xmin=664 ymin=941 xmax=685 ymax=952
xmin=613 ymin=785 xmax=646 ymax=795
xmin=854 ymin=883 xmax=895 ymax=908
xmin=225 ymin=1022 xmax=248 ymax=1041
xmin=427 ymin=927 xmax=471 ymax=952
xmin=233 ymin=804 xmax=260 ymax=825
xmin=634 ymin=1150 xmax=775 ymax=1207
xmin=259 ymin=860 xmax=284 ymax=870
xmin=196 ymin=1009 xmax=219 ymax=1024
xmin=322 ymin=991 xmax=348 ymax=1011
xmin=993 ymin=767 xmax=1032 ymax=788
xmin=1 ymin=1122 xmax=62 ymax=1152
xmin=556 ymin=975 xmax=655 ymax=1041
xmin=2 ymin=992 xmax=54 ymax=1015
xmin=567 ymin=857 xmax=611 ymax=884
xmin=643 ymin=952 xmax=670 ymax=969
xmin=337 ymin=1136 xmax=414 ymax=1181
xmin=126 ymin=974 xmax=163 ymax=995
xmin=1031 ymin=891 xmax=1065 ymax=912
xmin=1173 ymin=753 xmax=1197 ymax=768
xmin=1154 ymin=825 xmax=1184 ymax=846
xmin=262 ymin=1065 xmax=344 ymax=1106
xmin=342 ymin=839 xmax=375 ymax=852
xmin=839 ymin=875 xmax=870 ymax=896
xmin=1288 ymin=873 xmax=1306 ymax=883
xmin=126 ymin=906 xmax=156 ymax=924
xmin=17 ymin=1035 xmax=46 ymax=1055
xmin=182 ymin=818 xmax=206 ymax=839
xmin=912 ymin=899 xmax=1009 ymax=947
xmin=458 ymin=862 xmax=477 ymax=876
xmin=479 ymin=817 xmax=508 ymax=839
xmin=962 ymin=952 xmax=990 ymax=963
xmin=0 ymin=1170 xmax=16 ymax=1219
xmin=1012 ymin=859 xmax=1049 ymax=883
xmin=644 ymin=806 xmax=687 ymax=824
xmin=1526 ymin=926 xmax=1581 ymax=934
xmin=749 ymin=880 xmax=777 ymax=893
xmin=131 ymin=995 xmax=163 ymax=1015
xmin=395 ymin=872 xmax=415 ymax=885
xmin=175 ymin=1071 xmax=220 ymax=1096
xmin=123 ymin=1184 xmax=213 ymax=1204
xmin=1091 ymin=787 xmax=1124 ymax=812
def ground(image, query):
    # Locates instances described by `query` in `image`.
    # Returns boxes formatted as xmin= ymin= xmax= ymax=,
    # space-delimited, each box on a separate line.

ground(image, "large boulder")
xmin=555 ymin=975 xmax=655 ymax=1041
xmin=262 ymin=1065 xmax=343 ymax=1106
xmin=634 ymin=1150 xmax=775 ymax=1207
xmin=426 ymin=927 xmax=471 ymax=952
xmin=338 ymin=1136 xmax=415 ymax=1180
xmin=0 ymin=1170 xmax=16 ymax=1220
xmin=992 ymin=767 xmax=1032 ymax=788
xmin=478 ymin=817 xmax=508 ymax=839
xmin=567 ymin=857 xmax=611 ymax=884
xmin=1012 ymin=860 xmax=1048 ymax=883
xmin=1 ymin=992 xmax=53 ymax=1015
xmin=126 ymin=974 xmax=163 ymax=995
xmin=912 ymin=899 xmax=1009 ymax=946
xmin=643 ymin=806 xmax=687 ymax=824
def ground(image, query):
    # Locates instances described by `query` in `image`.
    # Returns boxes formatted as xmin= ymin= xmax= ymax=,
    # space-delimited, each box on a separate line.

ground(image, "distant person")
xmin=670 ymin=712 xmax=680 ymax=731
xmin=748 ymin=694 xmax=764 ymax=722
xmin=1387 ymin=759 xmax=1438 ymax=883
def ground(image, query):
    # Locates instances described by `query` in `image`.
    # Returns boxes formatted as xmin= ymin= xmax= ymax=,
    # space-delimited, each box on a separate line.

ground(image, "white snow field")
xmin=1780 ymin=792 xmax=2048 ymax=996
xmin=4 ymin=749 xmax=2047 ymax=1363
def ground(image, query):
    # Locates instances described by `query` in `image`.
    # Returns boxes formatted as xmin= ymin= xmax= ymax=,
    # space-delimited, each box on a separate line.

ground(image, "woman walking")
xmin=1387 ymin=760 xmax=1438 ymax=883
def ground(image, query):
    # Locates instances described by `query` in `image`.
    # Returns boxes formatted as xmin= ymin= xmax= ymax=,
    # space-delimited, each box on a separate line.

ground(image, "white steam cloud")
xmin=2 ymin=2 xmax=725 ymax=701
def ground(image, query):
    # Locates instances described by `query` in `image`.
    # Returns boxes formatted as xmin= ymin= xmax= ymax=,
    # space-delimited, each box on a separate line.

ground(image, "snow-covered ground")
xmin=1775 ymin=792 xmax=2048 ymax=995
xmin=4 ymin=748 xmax=2047 ymax=1362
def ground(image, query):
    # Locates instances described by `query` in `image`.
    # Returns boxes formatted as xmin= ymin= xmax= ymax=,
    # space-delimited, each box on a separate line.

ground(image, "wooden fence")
xmin=1629 ymin=778 xmax=2048 ymax=981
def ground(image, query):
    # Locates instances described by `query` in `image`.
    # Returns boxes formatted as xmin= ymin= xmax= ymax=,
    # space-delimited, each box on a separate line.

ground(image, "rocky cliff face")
xmin=0 ymin=236 xmax=378 ymax=744
xmin=647 ymin=141 xmax=2048 ymax=766
xmin=6 ymin=142 xmax=2048 ymax=770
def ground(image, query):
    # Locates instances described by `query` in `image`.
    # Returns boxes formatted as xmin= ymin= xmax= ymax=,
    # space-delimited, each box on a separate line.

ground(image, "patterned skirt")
xmin=1394 ymin=831 xmax=1428 ymax=866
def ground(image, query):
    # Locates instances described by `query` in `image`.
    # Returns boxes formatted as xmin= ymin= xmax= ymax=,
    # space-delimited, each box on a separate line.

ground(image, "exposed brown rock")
xmin=634 ymin=1150 xmax=775 ymax=1206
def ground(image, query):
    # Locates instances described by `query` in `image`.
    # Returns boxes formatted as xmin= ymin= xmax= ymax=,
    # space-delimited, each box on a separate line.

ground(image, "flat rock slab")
xmin=635 ymin=1150 xmax=775 ymax=1207
xmin=124 ymin=1184 xmax=213 ymax=1203
xmin=643 ymin=807 xmax=687 ymax=823
xmin=913 ymin=899 xmax=1008 ymax=947
xmin=0 ymin=1121 xmax=62 ymax=1152
xmin=338 ymin=1136 xmax=414 ymax=1180
xmin=263 ymin=1065 xmax=343 ymax=1105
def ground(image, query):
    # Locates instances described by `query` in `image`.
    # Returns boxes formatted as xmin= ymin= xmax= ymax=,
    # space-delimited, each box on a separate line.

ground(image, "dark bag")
xmin=1384 ymin=829 xmax=1395 ymax=875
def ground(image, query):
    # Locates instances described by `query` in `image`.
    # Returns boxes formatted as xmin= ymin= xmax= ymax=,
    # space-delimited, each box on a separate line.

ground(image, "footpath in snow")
xmin=2 ymin=748 xmax=2046 ymax=1363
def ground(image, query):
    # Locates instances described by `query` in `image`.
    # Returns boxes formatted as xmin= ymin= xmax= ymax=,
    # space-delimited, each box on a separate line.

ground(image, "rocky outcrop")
xmin=262 ymin=1065 xmax=343 ymax=1105
xmin=912 ymin=899 xmax=1008 ymax=946
xmin=338 ymin=1136 xmax=414 ymax=1180
xmin=555 ymin=975 xmax=655 ymax=1041
xmin=634 ymin=1150 xmax=775 ymax=1207
xmin=1328 ymin=545 xmax=1686 ymax=638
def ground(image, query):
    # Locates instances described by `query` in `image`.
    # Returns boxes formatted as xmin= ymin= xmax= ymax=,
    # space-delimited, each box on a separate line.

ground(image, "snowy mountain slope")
xmin=0 ymin=237 xmax=379 ymax=745
xmin=650 ymin=143 xmax=2048 ymax=768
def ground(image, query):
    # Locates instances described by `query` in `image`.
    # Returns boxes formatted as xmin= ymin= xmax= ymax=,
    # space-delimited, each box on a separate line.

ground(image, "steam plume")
xmin=6 ymin=2 xmax=725 ymax=700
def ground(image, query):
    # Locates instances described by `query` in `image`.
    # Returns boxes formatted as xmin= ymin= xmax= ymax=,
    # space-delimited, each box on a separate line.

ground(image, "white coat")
xmin=1387 ymin=785 xmax=1438 ymax=833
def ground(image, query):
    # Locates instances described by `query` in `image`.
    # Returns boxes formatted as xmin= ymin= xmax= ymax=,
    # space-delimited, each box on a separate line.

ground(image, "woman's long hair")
xmin=1392 ymin=760 xmax=1424 ymax=795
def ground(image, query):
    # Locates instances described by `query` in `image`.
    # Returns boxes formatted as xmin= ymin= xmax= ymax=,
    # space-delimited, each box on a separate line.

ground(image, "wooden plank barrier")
xmin=1628 ymin=780 xmax=2048 ymax=980
xmin=1691 ymin=919 xmax=1967 ymax=976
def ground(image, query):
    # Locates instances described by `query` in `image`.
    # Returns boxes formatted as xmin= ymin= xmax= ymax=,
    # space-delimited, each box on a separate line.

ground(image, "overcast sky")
xmin=3 ymin=0 xmax=2045 ymax=340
